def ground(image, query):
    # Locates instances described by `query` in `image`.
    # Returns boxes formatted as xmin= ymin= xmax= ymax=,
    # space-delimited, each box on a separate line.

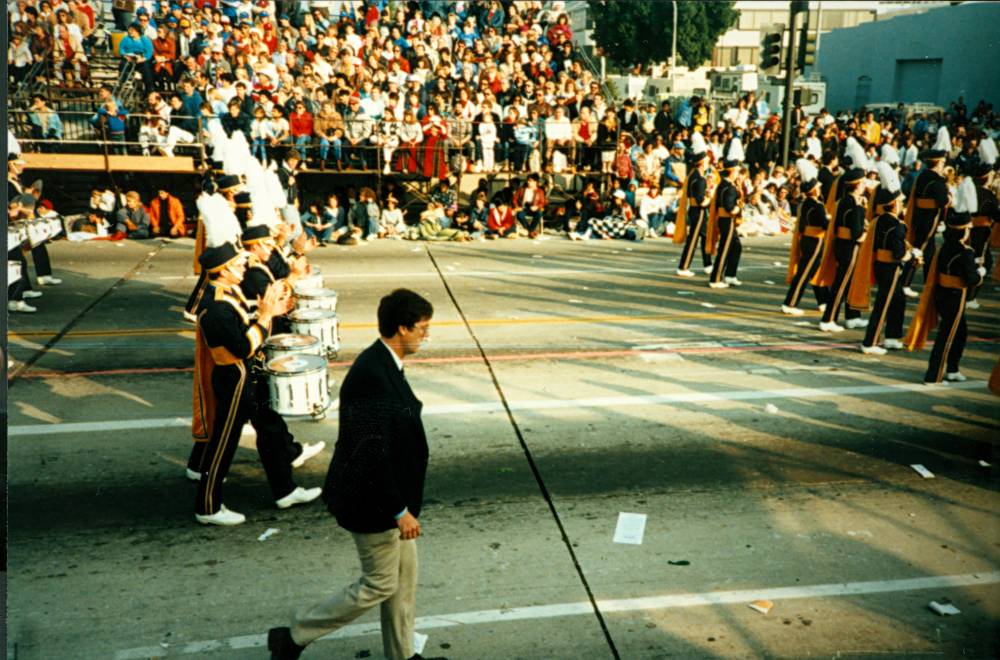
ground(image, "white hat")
xmin=725 ymin=136 xmax=745 ymax=163
xmin=876 ymin=160 xmax=900 ymax=195
xmin=978 ymin=137 xmax=998 ymax=166
xmin=932 ymin=126 xmax=951 ymax=152
xmin=612 ymin=190 xmax=626 ymax=199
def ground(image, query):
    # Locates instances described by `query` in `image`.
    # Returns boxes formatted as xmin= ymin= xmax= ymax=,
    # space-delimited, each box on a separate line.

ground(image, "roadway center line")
xmin=9 ymin=380 xmax=984 ymax=437
xmin=112 ymin=570 xmax=1000 ymax=659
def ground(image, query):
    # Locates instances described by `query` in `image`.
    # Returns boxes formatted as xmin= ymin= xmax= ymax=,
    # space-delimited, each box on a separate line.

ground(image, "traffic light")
xmin=759 ymin=26 xmax=784 ymax=74
xmin=797 ymin=23 xmax=817 ymax=71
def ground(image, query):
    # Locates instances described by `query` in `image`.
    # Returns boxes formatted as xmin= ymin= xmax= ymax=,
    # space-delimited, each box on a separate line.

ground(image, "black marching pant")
xmin=821 ymin=240 xmax=862 ymax=324
xmin=193 ymin=364 xmax=297 ymax=515
xmin=925 ymin=289 xmax=968 ymax=383
xmin=678 ymin=208 xmax=711 ymax=270
xmin=784 ymin=236 xmax=829 ymax=308
xmin=31 ymin=243 xmax=52 ymax=277
xmin=7 ymin=246 xmax=28 ymax=300
xmin=710 ymin=217 xmax=741 ymax=283
xmin=863 ymin=262 xmax=905 ymax=347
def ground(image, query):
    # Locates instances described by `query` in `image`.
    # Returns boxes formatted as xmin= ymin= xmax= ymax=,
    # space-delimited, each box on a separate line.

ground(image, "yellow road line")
xmin=8 ymin=309 xmax=782 ymax=340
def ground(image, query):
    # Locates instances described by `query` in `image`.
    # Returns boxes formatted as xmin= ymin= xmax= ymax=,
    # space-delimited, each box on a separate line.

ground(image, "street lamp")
xmin=670 ymin=0 xmax=678 ymax=82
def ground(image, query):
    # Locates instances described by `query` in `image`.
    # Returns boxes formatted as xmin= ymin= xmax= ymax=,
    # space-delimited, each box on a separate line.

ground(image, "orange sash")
xmin=991 ymin=222 xmax=1000 ymax=249
xmin=902 ymin=192 xmax=917 ymax=245
xmin=812 ymin=198 xmax=848 ymax=287
xmin=989 ymin=358 xmax=1000 ymax=397
xmin=824 ymin=174 xmax=841 ymax=219
xmin=847 ymin=225 xmax=877 ymax=311
xmin=672 ymin=171 xmax=693 ymax=244
xmin=705 ymin=190 xmax=720 ymax=256
xmin=191 ymin=321 xmax=215 ymax=443
xmin=193 ymin=217 xmax=206 ymax=275
xmin=904 ymin=250 xmax=941 ymax=351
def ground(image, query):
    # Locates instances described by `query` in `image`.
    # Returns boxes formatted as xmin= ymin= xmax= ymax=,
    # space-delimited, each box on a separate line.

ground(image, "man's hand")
xmin=397 ymin=511 xmax=421 ymax=540
xmin=289 ymin=254 xmax=309 ymax=276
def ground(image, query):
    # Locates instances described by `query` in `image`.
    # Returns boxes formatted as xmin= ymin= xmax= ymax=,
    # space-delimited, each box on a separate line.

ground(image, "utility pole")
xmin=781 ymin=1 xmax=807 ymax=168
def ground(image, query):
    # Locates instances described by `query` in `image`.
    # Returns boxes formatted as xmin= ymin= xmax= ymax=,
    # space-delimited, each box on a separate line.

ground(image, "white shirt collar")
xmin=380 ymin=338 xmax=404 ymax=371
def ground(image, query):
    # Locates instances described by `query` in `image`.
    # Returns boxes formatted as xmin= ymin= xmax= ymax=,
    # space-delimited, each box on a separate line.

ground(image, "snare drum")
xmin=265 ymin=354 xmax=331 ymax=419
xmin=264 ymin=333 xmax=322 ymax=362
xmin=7 ymin=229 xmax=22 ymax=250
xmin=289 ymin=308 xmax=340 ymax=357
xmin=46 ymin=217 xmax=63 ymax=239
xmin=295 ymin=287 xmax=338 ymax=312
xmin=28 ymin=221 xmax=48 ymax=248
xmin=294 ymin=268 xmax=323 ymax=293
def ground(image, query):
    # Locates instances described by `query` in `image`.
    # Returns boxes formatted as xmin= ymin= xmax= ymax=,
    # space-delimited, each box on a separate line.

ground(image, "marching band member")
xmin=967 ymin=163 xmax=997 ymax=309
xmin=782 ymin=159 xmax=830 ymax=315
xmin=901 ymin=129 xmax=952 ymax=297
xmin=854 ymin=162 xmax=921 ymax=354
xmin=707 ymin=150 xmax=744 ymax=289
xmin=189 ymin=240 xmax=322 ymax=526
xmin=905 ymin=178 xmax=985 ymax=384
xmin=815 ymin=168 xmax=868 ymax=332
xmin=183 ymin=174 xmax=243 ymax=322
xmin=674 ymin=150 xmax=711 ymax=277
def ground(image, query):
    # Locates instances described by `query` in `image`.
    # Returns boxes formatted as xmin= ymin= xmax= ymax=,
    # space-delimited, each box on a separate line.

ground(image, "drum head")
xmin=266 ymin=353 xmax=327 ymax=375
xmin=296 ymin=287 xmax=337 ymax=299
xmin=266 ymin=333 xmax=321 ymax=349
xmin=289 ymin=308 xmax=337 ymax=322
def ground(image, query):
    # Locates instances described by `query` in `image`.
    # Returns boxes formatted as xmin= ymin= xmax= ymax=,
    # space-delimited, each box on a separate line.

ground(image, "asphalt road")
xmin=6 ymin=234 xmax=1000 ymax=659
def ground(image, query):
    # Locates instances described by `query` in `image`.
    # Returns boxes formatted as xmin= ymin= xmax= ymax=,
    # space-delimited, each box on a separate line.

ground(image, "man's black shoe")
xmin=267 ymin=627 xmax=304 ymax=660
xmin=409 ymin=655 xmax=449 ymax=660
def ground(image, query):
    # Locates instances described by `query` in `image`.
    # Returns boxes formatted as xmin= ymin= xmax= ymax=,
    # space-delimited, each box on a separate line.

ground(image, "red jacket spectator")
xmin=148 ymin=190 xmax=186 ymax=237
xmin=488 ymin=205 xmax=515 ymax=234
xmin=289 ymin=109 xmax=314 ymax=138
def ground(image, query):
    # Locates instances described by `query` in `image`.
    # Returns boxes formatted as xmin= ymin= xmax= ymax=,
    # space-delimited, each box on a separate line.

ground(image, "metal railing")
xmin=9 ymin=47 xmax=53 ymax=107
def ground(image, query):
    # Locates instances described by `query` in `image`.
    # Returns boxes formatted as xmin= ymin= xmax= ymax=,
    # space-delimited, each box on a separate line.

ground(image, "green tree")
xmin=587 ymin=0 xmax=739 ymax=68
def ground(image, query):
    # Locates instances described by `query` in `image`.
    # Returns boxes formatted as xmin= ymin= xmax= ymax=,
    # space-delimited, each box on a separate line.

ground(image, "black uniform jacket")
xmin=323 ymin=340 xmax=429 ymax=534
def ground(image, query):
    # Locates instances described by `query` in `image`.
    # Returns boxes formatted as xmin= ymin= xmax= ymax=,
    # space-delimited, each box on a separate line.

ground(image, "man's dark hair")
xmin=378 ymin=289 xmax=433 ymax=338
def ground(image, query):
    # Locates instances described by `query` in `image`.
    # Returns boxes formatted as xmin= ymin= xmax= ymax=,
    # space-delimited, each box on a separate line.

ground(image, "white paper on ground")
xmin=910 ymin=464 xmax=934 ymax=478
xmin=568 ymin=299 xmax=583 ymax=303
xmin=677 ymin=291 xmax=694 ymax=296
xmin=764 ymin=280 xmax=776 ymax=285
xmin=413 ymin=631 xmax=428 ymax=654
xmin=764 ymin=404 xmax=779 ymax=414
xmin=613 ymin=512 xmax=647 ymax=545
xmin=979 ymin=460 xmax=991 ymax=467
xmin=701 ymin=302 xmax=716 ymax=309
xmin=258 ymin=528 xmax=280 ymax=541
xmin=928 ymin=601 xmax=961 ymax=616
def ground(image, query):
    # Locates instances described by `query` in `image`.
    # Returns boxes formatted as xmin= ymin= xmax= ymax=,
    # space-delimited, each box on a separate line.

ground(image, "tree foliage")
xmin=587 ymin=0 xmax=739 ymax=68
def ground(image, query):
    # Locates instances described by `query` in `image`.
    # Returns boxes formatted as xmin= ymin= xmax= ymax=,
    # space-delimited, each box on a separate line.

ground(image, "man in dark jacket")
xmin=268 ymin=289 xmax=444 ymax=660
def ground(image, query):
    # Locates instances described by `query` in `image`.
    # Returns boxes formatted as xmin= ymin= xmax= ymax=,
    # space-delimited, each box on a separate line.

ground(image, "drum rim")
xmin=294 ymin=288 xmax=338 ymax=299
xmin=265 ymin=354 xmax=328 ymax=375
xmin=289 ymin=309 xmax=338 ymax=321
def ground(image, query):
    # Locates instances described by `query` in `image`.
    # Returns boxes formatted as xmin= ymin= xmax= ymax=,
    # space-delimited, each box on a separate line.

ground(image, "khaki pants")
xmin=291 ymin=529 xmax=417 ymax=660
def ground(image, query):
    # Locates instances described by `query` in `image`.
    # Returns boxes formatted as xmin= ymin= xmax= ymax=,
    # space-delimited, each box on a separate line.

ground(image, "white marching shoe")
xmin=819 ymin=321 xmax=844 ymax=333
xmin=860 ymin=344 xmax=887 ymax=355
xmin=195 ymin=505 xmax=246 ymax=526
xmin=183 ymin=311 xmax=197 ymax=323
xmin=818 ymin=303 xmax=827 ymax=314
xmin=276 ymin=486 xmax=322 ymax=509
xmin=185 ymin=468 xmax=201 ymax=482
xmin=903 ymin=287 xmax=919 ymax=298
xmin=945 ymin=371 xmax=967 ymax=382
xmin=23 ymin=290 xmax=42 ymax=299
xmin=703 ymin=265 xmax=713 ymax=275
xmin=883 ymin=338 xmax=904 ymax=350
xmin=844 ymin=318 xmax=869 ymax=329
xmin=781 ymin=305 xmax=805 ymax=316
xmin=708 ymin=281 xmax=729 ymax=289
xmin=37 ymin=275 xmax=62 ymax=285
xmin=966 ymin=299 xmax=980 ymax=310
xmin=676 ymin=269 xmax=695 ymax=277
xmin=724 ymin=277 xmax=742 ymax=287
xmin=8 ymin=300 xmax=37 ymax=313
xmin=292 ymin=441 xmax=326 ymax=468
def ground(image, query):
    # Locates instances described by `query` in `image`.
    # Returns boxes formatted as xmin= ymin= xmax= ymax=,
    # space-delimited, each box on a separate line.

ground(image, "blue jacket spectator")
xmin=118 ymin=31 xmax=153 ymax=60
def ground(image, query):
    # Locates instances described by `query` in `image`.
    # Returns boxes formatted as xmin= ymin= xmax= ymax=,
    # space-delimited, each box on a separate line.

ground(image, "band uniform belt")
xmin=972 ymin=215 xmax=992 ymax=228
xmin=803 ymin=226 xmax=825 ymax=238
xmin=875 ymin=249 xmax=898 ymax=263
xmin=937 ymin=273 xmax=966 ymax=289
xmin=915 ymin=197 xmax=938 ymax=209
xmin=835 ymin=226 xmax=853 ymax=239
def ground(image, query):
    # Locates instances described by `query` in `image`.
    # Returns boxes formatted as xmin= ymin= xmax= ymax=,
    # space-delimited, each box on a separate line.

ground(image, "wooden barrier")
xmin=20 ymin=153 xmax=197 ymax=173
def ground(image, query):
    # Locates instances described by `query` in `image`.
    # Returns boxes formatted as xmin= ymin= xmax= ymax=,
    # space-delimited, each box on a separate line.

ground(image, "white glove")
xmin=977 ymin=266 xmax=987 ymax=277
xmin=975 ymin=257 xmax=985 ymax=265
xmin=910 ymin=248 xmax=923 ymax=259
xmin=937 ymin=223 xmax=945 ymax=234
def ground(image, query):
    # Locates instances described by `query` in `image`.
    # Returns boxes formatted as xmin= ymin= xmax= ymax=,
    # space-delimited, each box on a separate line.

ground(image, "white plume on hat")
xmin=979 ymin=136 xmax=998 ymax=166
xmin=207 ymin=119 xmax=229 ymax=163
xmin=876 ymin=160 xmax=900 ymax=194
xmin=796 ymin=157 xmax=818 ymax=184
xmin=726 ymin=136 xmax=745 ymax=162
xmin=690 ymin=131 xmax=706 ymax=154
xmin=932 ymin=126 xmax=951 ymax=152
xmin=223 ymin=131 xmax=251 ymax=177
xmin=245 ymin=158 xmax=280 ymax=228
xmin=264 ymin=169 xmax=286 ymax=210
xmin=880 ymin=143 xmax=900 ymax=167
xmin=198 ymin=192 xmax=242 ymax=247
xmin=845 ymin=136 xmax=872 ymax=172
xmin=953 ymin=176 xmax=978 ymax=214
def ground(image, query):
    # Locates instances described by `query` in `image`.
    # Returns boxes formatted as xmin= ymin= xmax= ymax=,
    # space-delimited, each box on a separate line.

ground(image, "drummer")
xmin=7 ymin=195 xmax=40 ymax=313
xmin=242 ymin=224 xmax=308 ymax=338
xmin=188 ymin=241 xmax=324 ymax=526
